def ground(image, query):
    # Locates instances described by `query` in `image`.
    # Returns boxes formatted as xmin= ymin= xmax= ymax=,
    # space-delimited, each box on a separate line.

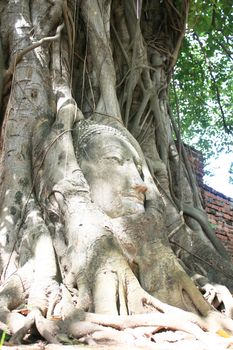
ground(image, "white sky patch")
xmin=204 ymin=152 xmax=233 ymax=198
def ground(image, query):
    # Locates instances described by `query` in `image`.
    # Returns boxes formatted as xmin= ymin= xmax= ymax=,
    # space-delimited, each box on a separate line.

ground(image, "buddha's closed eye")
xmin=103 ymin=156 xmax=124 ymax=165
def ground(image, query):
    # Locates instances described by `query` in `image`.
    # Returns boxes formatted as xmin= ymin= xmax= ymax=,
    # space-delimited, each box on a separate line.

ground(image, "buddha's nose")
xmin=133 ymin=184 xmax=148 ymax=194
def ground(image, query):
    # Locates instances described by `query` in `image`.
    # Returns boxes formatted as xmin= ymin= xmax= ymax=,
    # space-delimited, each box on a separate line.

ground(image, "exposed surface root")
xmin=10 ymin=312 xmax=38 ymax=344
xmin=1 ymin=296 xmax=233 ymax=349
xmin=0 ymin=251 xmax=233 ymax=349
xmin=201 ymin=283 xmax=233 ymax=318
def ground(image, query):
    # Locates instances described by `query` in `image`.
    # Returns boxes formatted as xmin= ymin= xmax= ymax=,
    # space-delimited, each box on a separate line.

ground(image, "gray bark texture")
xmin=0 ymin=0 xmax=233 ymax=347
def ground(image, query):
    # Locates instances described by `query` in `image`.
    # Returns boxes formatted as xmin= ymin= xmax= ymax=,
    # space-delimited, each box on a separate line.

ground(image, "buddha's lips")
xmin=123 ymin=192 xmax=145 ymax=204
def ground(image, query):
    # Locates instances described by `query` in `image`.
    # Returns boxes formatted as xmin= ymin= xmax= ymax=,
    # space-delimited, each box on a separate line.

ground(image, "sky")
xmin=203 ymin=152 xmax=233 ymax=198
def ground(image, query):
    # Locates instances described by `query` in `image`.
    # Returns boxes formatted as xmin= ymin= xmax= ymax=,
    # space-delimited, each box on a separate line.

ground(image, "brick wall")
xmin=186 ymin=145 xmax=233 ymax=258
xmin=202 ymin=185 xmax=233 ymax=257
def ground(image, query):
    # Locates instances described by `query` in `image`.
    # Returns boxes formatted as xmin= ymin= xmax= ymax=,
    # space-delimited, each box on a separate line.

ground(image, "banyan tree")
xmin=0 ymin=0 xmax=233 ymax=347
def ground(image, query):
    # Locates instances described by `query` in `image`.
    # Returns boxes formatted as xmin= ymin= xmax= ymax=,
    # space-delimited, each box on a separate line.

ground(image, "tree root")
xmin=10 ymin=310 xmax=38 ymax=344
xmin=2 ymin=309 xmax=233 ymax=349
xmin=1 ymin=242 xmax=233 ymax=348
xmin=201 ymin=283 xmax=233 ymax=318
xmin=9 ymin=309 xmax=59 ymax=345
xmin=1 ymin=289 xmax=233 ymax=348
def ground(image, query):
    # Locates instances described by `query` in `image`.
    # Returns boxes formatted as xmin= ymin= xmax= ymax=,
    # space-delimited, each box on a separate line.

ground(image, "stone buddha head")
xmin=73 ymin=120 xmax=148 ymax=218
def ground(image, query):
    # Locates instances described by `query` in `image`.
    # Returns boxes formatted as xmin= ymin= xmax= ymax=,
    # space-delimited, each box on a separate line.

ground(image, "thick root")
xmin=9 ymin=309 xmax=59 ymax=345
xmin=201 ymin=283 xmax=233 ymax=318
xmin=0 ymin=236 xmax=232 ymax=348
xmin=1 ymin=297 xmax=233 ymax=349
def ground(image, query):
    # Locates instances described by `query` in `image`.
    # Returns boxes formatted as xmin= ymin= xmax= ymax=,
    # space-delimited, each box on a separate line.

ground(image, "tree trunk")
xmin=0 ymin=0 xmax=233 ymax=345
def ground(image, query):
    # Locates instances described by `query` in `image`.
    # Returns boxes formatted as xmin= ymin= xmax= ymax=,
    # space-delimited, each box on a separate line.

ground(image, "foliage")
xmin=229 ymin=162 xmax=233 ymax=185
xmin=0 ymin=330 xmax=11 ymax=348
xmin=170 ymin=0 xmax=233 ymax=160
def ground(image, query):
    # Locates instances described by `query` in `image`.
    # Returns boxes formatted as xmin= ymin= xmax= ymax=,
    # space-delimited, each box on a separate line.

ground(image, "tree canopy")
xmin=170 ymin=0 xmax=232 ymax=161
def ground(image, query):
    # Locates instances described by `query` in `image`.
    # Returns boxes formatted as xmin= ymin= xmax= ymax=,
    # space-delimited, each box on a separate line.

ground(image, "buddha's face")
xmin=79 ymin=133 xmax=148 ymax=218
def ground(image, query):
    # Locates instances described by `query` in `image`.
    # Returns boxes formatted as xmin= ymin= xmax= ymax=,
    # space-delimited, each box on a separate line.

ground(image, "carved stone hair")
xmin=73 ymin=119 xmax=132 ymax=160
